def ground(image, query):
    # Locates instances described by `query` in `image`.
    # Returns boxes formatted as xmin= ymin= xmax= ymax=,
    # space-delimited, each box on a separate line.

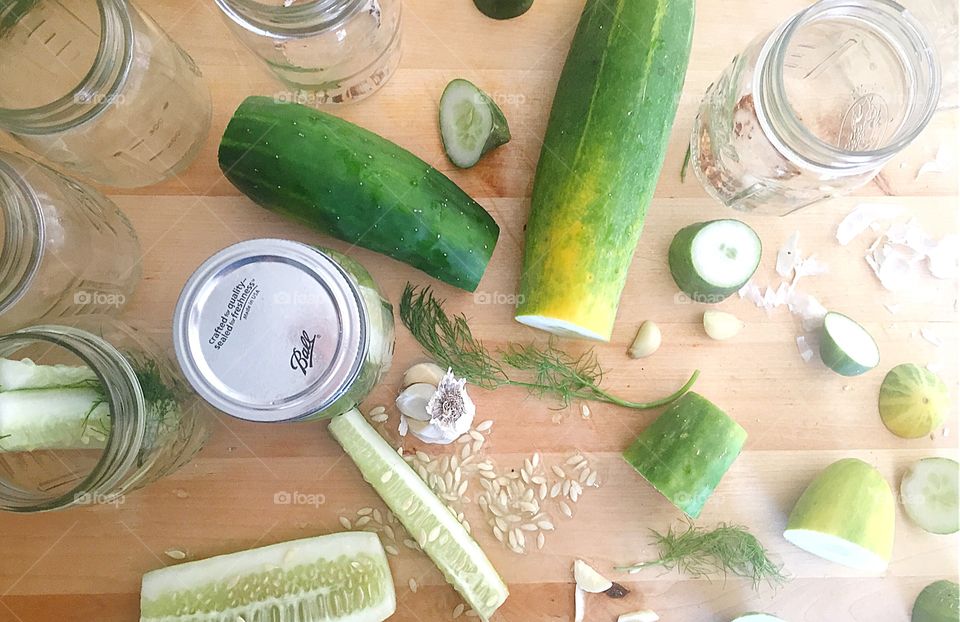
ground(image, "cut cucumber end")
xmin=668 ymin=220 xmax=761 ymax=303
xmin=819 ymin=312 xmax=880 ymax=376
xmin=912 ymin=580 xmax=959 ymax=622
xmin=514 ymin=314 xmax=609 ymax=342
xmin=782 ymin=528 xmax=889 ymax=572
xmin=440 ymin=79 xmax=510 ymax=169
xmin=901 ymin=457 xmax=959 ymax=535
xmin=879 ymin=364 xmax=949 ymax=438
xmin=473 ymin=0 xmax=534 ymax=19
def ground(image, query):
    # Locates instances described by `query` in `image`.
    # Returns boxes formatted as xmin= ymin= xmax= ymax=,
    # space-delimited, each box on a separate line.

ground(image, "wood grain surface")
xmin=1 ymin=1 xmax=957 ymax=621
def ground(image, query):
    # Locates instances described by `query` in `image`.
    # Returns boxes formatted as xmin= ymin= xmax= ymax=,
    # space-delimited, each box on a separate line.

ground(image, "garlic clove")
xmin=703 ymin=310 xmax=744 ymax=340
xmin=405 ymin=416 xmax=454 ymax=444
xmin=573 ymin=559 xmax=613 ymax=593
xmin=617 ymin=610 xmax=659 ymax=622
xmin=395 ymin=383 xmax=436 ymax=421
xmin=402 ymin=362 xmax=447 ymax=388
xmin=628 ymin=321 xmax=662 ymax=358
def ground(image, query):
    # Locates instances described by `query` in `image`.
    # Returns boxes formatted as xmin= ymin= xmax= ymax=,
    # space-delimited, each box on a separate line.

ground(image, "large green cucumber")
xmin=218 ymin=96 xmax=500 ymax=292
xmin=515 ymin=0 xmax=695 ymax=341
xmin=623 ymin=392 xmax=746 ymax=518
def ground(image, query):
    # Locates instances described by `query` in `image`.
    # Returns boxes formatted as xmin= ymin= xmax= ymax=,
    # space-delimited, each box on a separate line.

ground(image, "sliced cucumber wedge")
xmin=901 ymin=457 xmax=959 ymax=535
xmin=819 ymin=312 xmax=880 ymax=376
xmin=668 ymin=220 xmax=761 ymax=303
xmin=439 ymin=79 xmax=511 ymax=169
xmin=139 ymin=532 xmax=396 ymax=622
xmin=329 ymin=409 xmax=508 ymax=621
xmin=0 ymin=387 xmax=110 ymax=451
xmin=473 ymin=0 xmax=534 ymax=20
xmin=913 ymin=580 xmax=959 ymax=622
xmin=0 ymin=357 xmax=97 ymax=391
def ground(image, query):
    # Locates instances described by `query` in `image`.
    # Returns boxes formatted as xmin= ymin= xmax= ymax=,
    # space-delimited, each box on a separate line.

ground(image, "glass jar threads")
xmin=173 ymin=239 xmax=395 ymax=423
xmin=0 ymin=0 xmax=211 ymax=188
xmin=0 ymin=316 xmax=210 ymax=512
xmin=0 ymin=150 xmax=141 ymax=332
xmin=691 ymin=0 xmax=941 ymax=215
xmin=215 ymin=0 xmax=403 ymax=104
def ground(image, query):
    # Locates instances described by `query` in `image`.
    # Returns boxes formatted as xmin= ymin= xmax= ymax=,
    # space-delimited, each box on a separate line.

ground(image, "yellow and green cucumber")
xmin=879 ymin=363 xmax=949 ymax=438
xmin=668 ymin=220 xmax=762 ymax=303
xmin=784 ymin=458 xmax=895 ymax=572
xmin=912 ymin=580 xmax=959 ymax=622
xmin=218 ymin=96 xmax=500 ymax=292
xmin=623 ymin=392 xmax=747 ymax=518
xmin=514 ymin=0 xmax=695 ymax=341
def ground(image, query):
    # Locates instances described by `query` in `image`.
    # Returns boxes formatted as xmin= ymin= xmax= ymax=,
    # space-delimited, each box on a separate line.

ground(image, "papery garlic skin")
xmin=400 ymin=370 xmax=475 ymax=445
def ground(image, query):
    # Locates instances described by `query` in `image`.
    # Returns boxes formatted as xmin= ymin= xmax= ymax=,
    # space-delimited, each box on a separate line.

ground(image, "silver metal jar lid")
xmin=173 ymin=239 xmax=367 ymax=422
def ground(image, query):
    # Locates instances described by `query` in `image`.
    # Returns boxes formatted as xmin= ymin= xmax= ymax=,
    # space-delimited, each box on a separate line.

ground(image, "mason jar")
xmin=215 ymin=0 xmax=402 ymax=104
xmin=0 ymin=150 xmax=141 ymax=332
xmin=0 ymin=316 xmax=210 ymax=512
xmin=173 ymin=239 xmax=395 ymax=422
xmin=0 ymin=0 xmax=212 ymax=188
xmin=691 ymin=0 xmax=941 ymax=215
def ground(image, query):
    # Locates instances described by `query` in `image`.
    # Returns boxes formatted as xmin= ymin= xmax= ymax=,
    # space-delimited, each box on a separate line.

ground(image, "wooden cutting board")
xmin=0 ymin=1 xmax=957 ymax=620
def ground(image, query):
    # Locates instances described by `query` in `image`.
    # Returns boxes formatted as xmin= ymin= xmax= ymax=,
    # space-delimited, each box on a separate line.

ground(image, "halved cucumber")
xmin=912 ymin=580 xmax=959 ymax=622
xmin=139 ymin=532 xmax=395 ymax=622
xmin=439 ymin=79 xmax=511 ymax=169
xmin=879 ymin=364 xmax=949 ymax=438
xmin=0 ymin=357 xmax=97 ymax=391
xmin=328 ymin=409 xmax=508 ymax=621
xmin=0 ymin=388 xmax=110 ymax=451
xmin=473 ymin=0 xmax=533 ymax=20
xmin=731 ymin=615 xmax=787 ymax=622
xmin=901 ymin=457 xmax=959 ymax=535
xmin=819 ymin=312 xmax=880 ymax=376
xmin=668 ymin=220 xmax=761 ymax=303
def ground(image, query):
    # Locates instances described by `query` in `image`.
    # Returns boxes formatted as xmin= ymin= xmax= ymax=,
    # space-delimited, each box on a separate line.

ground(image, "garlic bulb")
xmin=396 ymin=369 xmax=475 ymax=445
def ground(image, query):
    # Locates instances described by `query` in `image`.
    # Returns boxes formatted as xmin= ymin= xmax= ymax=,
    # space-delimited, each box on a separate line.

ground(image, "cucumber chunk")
xmin=473 ymin=0 xmax=534 ymax=19
xmin=913 ymin=580 xmax=959 ymax=622
xmin=901 ymin=457 xmax=959 ymax=535
xmin=668 ymin=220 xmax=761 ymax=303
xmin=0 ymin=388 xmax=110 ymax=451
xmin=440 ymin=79 xmax=511 ymax=168
xmin=0 ymin=357 xmax=97 ymax=391
xmin=819 ymin=312 xmax=880 ymax=376
xmin=139 ymin=532 xmax=396 ymax=622
xmin=879 ymin=364 xmax=949 ymax=438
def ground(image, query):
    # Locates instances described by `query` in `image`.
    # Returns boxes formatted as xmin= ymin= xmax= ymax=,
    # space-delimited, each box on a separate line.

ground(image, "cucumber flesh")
xmin=819 ymin=312 xmax=880 ymax=376
xmin=139 ymin=532 xmax=396 ymax=622
xmin=440 ymin=79 xmax=510 ymax=168
xmin=901 ymin=457 xmax=959 ymax=535
xmin=912 ymin=580 xmax=959 ymax=622
xmin=473 ymin=0 xmax=534 ymax=19
xmin=782 ymin=529 xmax=889 ymax=572
xmin=329 ymin=409 xmax=508 ymax=621
xmin=0 ymin=357 xmax=97 ymax=391
xmin=0 ymin=388 xmax=110 ymax=451
xmin=668 ymin=220 xmax=761 ymax=303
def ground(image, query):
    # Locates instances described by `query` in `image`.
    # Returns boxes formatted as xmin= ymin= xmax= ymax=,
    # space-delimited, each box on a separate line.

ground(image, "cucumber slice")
xmin=0 ymin=357 xmax=97 ymax=391
xmin=139 ymin=532 xmax=395 ymax=622
xmin=901 ymin=457 xmax=959 ymax=535
xmin=819 ymin=312 xmax=880 ymax=376
xmin=329 ymin=409 xmax=508 ymax=621
xmin=0 ymin=388 xmax=110 ymax=451
xmin=668 ymin=220 xmax=761 ymax=303
xmin=879 ymin=364 xmax=949 ymax=438
xmin=439 ymin=79 xmax=511 ymax=169
xmin=473 ymin=0 xmax=534 ymax=20
xmin=912 ymin=580 xmax=959 ymax=622
xmin=731 ymin=615 xmax=787 ymax=622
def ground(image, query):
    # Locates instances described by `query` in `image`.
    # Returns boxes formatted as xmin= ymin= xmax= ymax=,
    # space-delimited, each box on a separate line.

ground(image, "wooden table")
xmin=1 ymin=1 xmax=957 ymax=620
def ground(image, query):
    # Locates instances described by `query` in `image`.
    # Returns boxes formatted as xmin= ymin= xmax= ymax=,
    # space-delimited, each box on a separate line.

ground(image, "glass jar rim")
xmin=756 ymin=0 xmax=942 ymax=172
xmin=0 ymin=155 xmax=44 ymax=316
xmin=0 ymin=324 xmax=147 ymax=512
xmin=0 ymin=0 xmax=134 ymax=135
xmin=214 ymin=0 xmax=368 ymax=39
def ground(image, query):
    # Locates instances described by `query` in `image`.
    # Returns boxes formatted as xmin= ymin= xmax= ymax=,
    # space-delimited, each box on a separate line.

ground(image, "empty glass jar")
xmin=0 ymin=150 xmax=141 ymax=332
xmin=215 ymin=0 xmax=403 ymax=104
xmin=0 ymin=0 xmax=212 ymax=187
xmin=691 ymin=0 xmax=941 ymax=215
xmin=0 ymin=315 xmax=210 ymax=512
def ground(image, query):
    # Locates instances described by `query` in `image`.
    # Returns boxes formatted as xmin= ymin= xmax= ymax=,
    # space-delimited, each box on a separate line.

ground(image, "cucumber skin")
xmin=623 ymin=392 xmax=746 ymax=518
xmin=818 ymin=312 xmax=878 ymax=377
xmin=515 ymin=0 xmax=695 ymax=341
xmin=218 ymin=97 xmax=499 ymax=292
xmin=786 ymin=458 xmax=895 ymax=564
xmin=473 ymin=0 xmax=533 ymax=19
xmin=912 ymin=580 xmax=959 ymax=622
xmin=668 ymin=220 xmax=760 ymax=303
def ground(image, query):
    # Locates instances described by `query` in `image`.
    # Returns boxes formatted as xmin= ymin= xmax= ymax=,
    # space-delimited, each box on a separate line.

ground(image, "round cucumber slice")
xmin=473 ymin=0 xmax=534 ymax=19
xmin=879 ymin=364 xmax=949 ymax=438
xmin=439 ymin=79 xmax=511 ymax=168
xmin=668 ymin=220 xmax=761 ymax=303
xmin=913 ymin=580 xmax=959 ymax=622
xmin=139 ymin=532 xmax=396 ymax=622
xmin=901 ymin=457 xmax=959 ymax=535
xmin=818 ymin=312 xmax=880 ymax=376
xmin=784 ymin=458 xmax=894 ymax=572
xmin=731 ymin=615 xmax=787 ymax=622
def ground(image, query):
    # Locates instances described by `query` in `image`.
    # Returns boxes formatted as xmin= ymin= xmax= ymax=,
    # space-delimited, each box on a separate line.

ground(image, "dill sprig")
xmin=617 ymin=521 xmax=788 ymax=590
xmin=399 ymin=284 xmax=699 ymax=410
